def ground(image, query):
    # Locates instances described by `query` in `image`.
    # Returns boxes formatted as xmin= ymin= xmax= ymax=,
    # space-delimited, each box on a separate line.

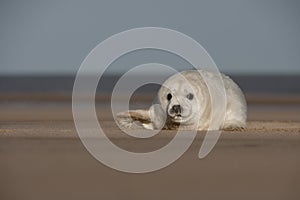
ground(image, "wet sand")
xmin=0 ymin=99 xmax=300 ymax=200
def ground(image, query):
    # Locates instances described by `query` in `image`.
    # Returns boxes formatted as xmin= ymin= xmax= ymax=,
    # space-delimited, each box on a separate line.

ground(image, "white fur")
xmin=117 ymin=70 xmax=247 ymax=131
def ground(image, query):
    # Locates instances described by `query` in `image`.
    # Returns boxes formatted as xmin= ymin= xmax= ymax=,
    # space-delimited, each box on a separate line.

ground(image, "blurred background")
xmin=1 ymin=0 xmax=300 ymax=97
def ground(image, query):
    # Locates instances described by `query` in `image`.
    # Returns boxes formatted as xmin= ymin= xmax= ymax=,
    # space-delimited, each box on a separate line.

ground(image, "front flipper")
xmin=116 ymin=104 xmax=166 ymax=130
xmin=116 ymin=109 xmax=153 ymax=129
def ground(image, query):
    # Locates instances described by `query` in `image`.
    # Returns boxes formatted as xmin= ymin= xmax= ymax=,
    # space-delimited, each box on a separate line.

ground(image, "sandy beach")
xmin=0 ymin=96 xmax=300 ymax=200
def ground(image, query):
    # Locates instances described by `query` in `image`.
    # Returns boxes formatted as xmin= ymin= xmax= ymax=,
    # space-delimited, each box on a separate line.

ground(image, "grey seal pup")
xmin=117 ymin=70 xmax=247 ymax=131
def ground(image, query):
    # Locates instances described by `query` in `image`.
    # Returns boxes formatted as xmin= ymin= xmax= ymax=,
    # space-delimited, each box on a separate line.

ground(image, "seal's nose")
xmin=172 ymin=105 xmax=181 ymax=114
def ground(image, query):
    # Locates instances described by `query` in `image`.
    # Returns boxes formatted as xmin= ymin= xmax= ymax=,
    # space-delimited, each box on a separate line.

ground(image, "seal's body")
xmin=117 ymin=70 xmax=247 ymax=131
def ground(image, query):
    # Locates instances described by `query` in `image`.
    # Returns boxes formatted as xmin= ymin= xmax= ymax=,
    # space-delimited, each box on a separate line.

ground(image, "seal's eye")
xmin=187 ymin=93 xmax=194 ymax=100
xmin=167 ymin=93 xmax=172 ymax=101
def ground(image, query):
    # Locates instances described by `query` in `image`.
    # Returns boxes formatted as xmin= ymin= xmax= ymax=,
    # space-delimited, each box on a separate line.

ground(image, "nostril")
xmin=172 ymin=105 xmax=181 ymax=114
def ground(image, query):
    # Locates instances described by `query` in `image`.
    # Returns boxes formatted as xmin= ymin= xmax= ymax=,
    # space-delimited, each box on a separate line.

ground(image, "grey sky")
xmin=0 ymin=0 xmax=299 ymax=75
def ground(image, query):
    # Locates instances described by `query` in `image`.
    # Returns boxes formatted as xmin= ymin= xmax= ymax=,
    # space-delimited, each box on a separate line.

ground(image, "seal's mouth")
xmin=170 ymin=114 xmax=184 ymax=122
xmin=174 ymin=114 xmax=182 ymax=118
xmin=169 ymin=112 xmax=195 ymax=124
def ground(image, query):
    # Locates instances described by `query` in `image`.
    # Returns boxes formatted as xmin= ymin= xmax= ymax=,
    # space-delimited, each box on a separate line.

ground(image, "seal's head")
xmin=158 ymin=71 xmax=204 ymax=127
